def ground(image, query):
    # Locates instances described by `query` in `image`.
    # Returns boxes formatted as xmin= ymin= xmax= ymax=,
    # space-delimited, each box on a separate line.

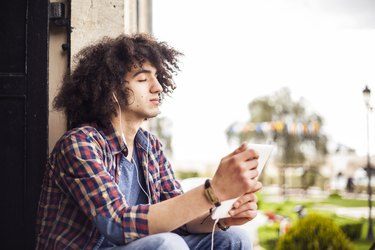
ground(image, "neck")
xmin=111 ymin=112 xmax=143 ymax=161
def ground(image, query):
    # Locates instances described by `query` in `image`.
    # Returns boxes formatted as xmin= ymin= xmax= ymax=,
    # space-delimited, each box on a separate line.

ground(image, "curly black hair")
xmin=53 ymin=33 xmax=183 ymax=129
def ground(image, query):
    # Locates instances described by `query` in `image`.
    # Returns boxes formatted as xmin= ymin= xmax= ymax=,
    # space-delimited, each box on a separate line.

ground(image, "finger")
xmin=243 ymin=168 xmax=259 ymax=182
xmin=223 ymin=143 xmax=247 ymax=160
xmin=245 ymin=181 xmax=263 ymax=193
xmin=229 ymin=201 xmax=258 ymax=217
xmin=241 ymin=157 xmax=258 ymax=169
xmin=251 ymin=193 xmax=258 ymax=203
xmin=232 ymin=193 xmax=256 ymax=208
xmin=234 ymin=149 xmax=259 ymax=163
xmin=230 ymin=208 xmax=258 ymax=220
xmin=253 ymin=181 xmax=263 ymax=192
xmin=242 ymin=180 xmax=262 ymax=194
xmin=224 ymin=211 xmax=258 ymax=226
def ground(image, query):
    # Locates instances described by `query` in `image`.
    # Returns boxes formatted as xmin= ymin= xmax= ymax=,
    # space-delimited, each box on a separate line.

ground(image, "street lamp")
xmin=363 ymin=85 xmax=374 ymax=240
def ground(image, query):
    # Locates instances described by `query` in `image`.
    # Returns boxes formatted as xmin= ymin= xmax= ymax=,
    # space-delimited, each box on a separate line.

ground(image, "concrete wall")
xmin=71 ymin=0 xmax=152 ymax=58
xmin=70 ymin=0 xmax=125 ymax=59
xmin=49 ymin=0 xmax=68 ymax=152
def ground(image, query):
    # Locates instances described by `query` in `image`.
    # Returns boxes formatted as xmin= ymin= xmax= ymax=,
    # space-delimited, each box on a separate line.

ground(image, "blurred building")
xmin=318 ymin=143 xmax=374 ymax=193
xmin=260 ymin=143 xmax=373 ymax=196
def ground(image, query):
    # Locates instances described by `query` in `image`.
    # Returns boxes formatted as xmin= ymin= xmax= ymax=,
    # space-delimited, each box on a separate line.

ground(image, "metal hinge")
xmin=49 ymin=2 xmax=69 ymax=27
xmin=48 ymin=1 xmax=72 ymax=66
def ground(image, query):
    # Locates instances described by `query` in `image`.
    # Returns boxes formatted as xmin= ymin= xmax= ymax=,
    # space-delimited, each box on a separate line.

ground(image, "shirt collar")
xmin=134 ymin=128 xmax=149 ymax=152
xmin=100 ymin=124 xmax=149 ymax=156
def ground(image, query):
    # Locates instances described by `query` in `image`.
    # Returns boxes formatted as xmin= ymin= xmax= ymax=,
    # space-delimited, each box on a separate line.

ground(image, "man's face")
xmin=122 ymin=61 xmax=163 ymax=121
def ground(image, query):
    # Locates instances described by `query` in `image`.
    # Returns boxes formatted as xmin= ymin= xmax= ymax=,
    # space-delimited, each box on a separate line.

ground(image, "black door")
xmin=0 ymin=0 xmax=48 ymax=249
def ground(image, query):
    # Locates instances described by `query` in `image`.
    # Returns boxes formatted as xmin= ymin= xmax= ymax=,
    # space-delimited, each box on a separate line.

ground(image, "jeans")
xmin=99 ymin=227 xmax=252 ymax=250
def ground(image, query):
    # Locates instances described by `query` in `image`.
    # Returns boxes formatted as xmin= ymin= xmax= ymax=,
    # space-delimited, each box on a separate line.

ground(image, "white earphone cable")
xmin=113 ymin=93 xmax=152 ymax=205
xmin=144 ymin=134 xmax=152 ymax=204
xmin=211 ymin=219 xmax=219 ymax=250
xmin=133 ymin=157 xmax=152 ymax=204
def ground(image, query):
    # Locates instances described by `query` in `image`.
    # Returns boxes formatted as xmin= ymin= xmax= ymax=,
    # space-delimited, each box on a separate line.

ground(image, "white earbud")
xmin=112 ymin=92 xmax=118 ymax=102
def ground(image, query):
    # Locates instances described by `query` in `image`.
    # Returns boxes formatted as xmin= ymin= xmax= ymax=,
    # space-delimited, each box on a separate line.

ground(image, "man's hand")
xmin=211 ymin=143 xmax=261 ymax=201
xmin=221 ymin=192 xmax=260 ymax=227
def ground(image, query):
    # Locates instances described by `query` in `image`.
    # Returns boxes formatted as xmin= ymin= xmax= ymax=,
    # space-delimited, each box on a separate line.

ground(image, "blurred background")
xmin=150 ymin=1 xmax=375 ymax=249
xmin=151 ymin=0 xmax=375 ymax=195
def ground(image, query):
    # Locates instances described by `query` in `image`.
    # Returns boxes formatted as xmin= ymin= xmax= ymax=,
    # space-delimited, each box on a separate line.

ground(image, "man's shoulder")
xmin=52 ymin=124 xmax=107 ymax=152
xmin=64 ymin=124 xmax=103 ymax=140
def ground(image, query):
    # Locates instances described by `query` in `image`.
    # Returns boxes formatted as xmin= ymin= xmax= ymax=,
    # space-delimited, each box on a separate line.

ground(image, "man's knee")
xmin=215 ymin=227 xmax=253 ymax=250
xmin=147 ymin=233 xmax=189 ymax=250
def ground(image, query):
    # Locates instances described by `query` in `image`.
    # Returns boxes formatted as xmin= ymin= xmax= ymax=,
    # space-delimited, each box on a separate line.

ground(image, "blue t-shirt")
xmin=118 ymin=149 xmax=149 ymax=206
xmin=98 ymin=148 xmax=149 ymax=248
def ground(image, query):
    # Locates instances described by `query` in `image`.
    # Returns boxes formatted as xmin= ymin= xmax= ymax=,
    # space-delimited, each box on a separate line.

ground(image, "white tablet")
xmin=211 ymin=143 xmax=274 ymax=220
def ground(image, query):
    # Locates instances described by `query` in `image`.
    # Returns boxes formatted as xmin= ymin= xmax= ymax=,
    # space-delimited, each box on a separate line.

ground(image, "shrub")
xmin=258 ymin=223 xmax=279 ymax=250
xmin=329 ymin=192 xmax=342 ymax=199
xmin=276 ymin=214 xmax=354 ymax=250
xmin=338 ymin=219 xmax=364 ymax=240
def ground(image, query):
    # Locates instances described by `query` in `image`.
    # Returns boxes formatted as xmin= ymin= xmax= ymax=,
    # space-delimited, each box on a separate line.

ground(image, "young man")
xmin=35 ymin=34 xmax=262 ymax=250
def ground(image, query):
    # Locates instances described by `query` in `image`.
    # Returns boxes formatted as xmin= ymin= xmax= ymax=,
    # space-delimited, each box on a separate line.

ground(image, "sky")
xmin=152 ymin=0 xmax=375 ymax=170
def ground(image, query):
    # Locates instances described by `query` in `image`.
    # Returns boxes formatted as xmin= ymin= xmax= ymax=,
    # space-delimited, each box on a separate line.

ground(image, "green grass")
xmin=358 ymin=222 xmax=375 ymax=250
xmin=260 ymin=194 xmax=372 ymax=208
xmin=257 ymin=195 xmax=375 ymax=250
xmin=321 ymin=196 xmax=373 ymax=207
xmin=355 ymin=240 xmax=374 ymax=250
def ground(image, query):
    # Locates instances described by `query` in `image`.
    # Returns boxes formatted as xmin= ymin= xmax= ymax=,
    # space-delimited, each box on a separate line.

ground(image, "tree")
xmin=226 ymin=87 xmax=328 ymax=190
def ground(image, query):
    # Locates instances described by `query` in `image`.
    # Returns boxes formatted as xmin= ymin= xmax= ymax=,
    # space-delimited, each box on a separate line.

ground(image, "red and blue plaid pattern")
xmin=35 ymin=124 xmax=183 ymax=249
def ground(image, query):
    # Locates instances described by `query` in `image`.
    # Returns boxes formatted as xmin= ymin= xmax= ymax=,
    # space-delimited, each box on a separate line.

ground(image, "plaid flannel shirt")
xmin=35 ymin=123 xmax=184 ymax=249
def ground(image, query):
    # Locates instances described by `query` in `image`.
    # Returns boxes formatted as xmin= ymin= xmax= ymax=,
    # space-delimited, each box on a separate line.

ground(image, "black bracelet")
xmin=217 ymin=221 xmax=230 ymax=231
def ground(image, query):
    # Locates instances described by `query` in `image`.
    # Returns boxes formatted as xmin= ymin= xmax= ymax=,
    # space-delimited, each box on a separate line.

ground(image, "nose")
xmin=151 ymin=76 xmax=163 ymax=93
